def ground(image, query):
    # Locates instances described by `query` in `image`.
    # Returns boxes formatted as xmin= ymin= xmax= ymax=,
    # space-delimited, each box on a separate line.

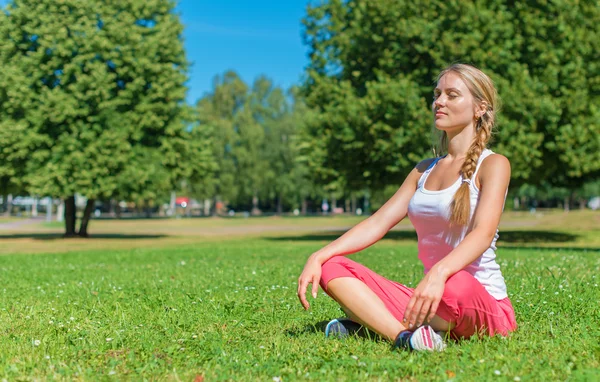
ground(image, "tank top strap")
xmin=418 ymin=156 xmax=444 ymax=188
xmin=470 ymin=149 xmax=494 ymax=182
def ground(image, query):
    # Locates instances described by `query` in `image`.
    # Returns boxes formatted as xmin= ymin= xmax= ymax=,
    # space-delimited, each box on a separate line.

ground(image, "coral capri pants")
xmin=320 ymin=256 xmax=517 ymax=339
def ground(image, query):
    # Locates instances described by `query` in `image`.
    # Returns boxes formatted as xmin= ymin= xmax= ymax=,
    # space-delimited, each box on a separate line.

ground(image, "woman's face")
xmin=432 ymin=72 xmax=478 ymax=132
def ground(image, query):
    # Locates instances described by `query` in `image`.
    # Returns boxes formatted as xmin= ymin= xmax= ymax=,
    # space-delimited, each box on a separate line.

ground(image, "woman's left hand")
xmin=403 ymin=272 xmax=447 ymax=329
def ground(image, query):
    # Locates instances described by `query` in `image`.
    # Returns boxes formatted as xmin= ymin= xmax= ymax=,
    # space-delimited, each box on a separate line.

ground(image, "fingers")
xmin=311 ymin=275 xmax=319 ymax=299
xmin=405 ymin=296 xmax=424 ymax=329
xmin=404 ymin=294 xmax=438 ymax=328
xmin=427 ymin=299 xmax=440 ymax=323
xmin=403 ymin=295 xmax=417 ymax=327
xmin=297 ymin=278 xmax=310 ymax=310
xmin=414 ymin=299 xmax=431 ymax=328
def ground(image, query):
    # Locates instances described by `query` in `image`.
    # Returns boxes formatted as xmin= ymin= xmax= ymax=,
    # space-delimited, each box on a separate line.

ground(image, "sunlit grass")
xmin=0 ymin=237 xmax=599 ymax=380
xmin=1 ymin=210 xmax=598 ymax=256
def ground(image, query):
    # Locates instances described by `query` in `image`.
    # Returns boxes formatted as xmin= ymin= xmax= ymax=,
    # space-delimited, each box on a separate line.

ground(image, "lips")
xmin=435 ymin=111 xmax=447 ymax=116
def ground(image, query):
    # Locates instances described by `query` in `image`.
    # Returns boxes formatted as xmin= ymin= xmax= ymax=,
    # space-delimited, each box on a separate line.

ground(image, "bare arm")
xmin=404 ymin=154 xmax=511 ymax=327
xmin=429 ymin=154 xmax=511 ymax=280
xmin=310 ymin=160 xmax=431 ymax=265
xmin=297 ymin=159 xmax=433 ymax=310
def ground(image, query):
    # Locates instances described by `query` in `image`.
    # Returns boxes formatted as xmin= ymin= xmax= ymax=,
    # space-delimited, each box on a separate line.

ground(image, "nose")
xmin=433 ymin=96 xmax=445 ymax=109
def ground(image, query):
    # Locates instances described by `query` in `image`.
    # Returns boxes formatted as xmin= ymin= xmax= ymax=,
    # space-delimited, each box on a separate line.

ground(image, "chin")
xmin=434 ymin=121 xmax=450 ymax=130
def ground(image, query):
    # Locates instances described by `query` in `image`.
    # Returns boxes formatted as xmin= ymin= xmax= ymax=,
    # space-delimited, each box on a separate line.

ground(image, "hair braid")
xmin=433 ymin=64 xmax=499 ymax=226
xmin=449 ymin=111 xmax=494 ymax=226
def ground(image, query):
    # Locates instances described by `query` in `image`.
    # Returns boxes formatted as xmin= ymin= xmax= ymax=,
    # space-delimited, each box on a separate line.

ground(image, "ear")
xmin=475 ymin=101 xmax=489 ymax=119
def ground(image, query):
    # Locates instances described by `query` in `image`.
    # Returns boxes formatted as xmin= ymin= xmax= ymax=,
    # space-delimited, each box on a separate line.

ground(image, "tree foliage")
xmin=196 ymin=72 xmax=316 ymax=213
xmin=0 ymin=0 xmax=215 ymax=235
xmin=302 ymin=0 xmax=600 ymax=191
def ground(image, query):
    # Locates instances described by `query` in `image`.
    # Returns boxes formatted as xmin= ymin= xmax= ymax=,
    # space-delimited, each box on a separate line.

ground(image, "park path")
xmin=0 ymin=217 xmax=44 ymax=230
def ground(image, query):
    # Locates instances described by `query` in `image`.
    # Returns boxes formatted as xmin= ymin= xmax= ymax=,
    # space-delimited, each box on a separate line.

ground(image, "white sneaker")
xmin=409 ymin=325 xmax=446 ymax=351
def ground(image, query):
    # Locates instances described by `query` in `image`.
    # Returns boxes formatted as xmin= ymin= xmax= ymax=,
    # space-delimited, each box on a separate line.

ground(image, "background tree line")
xmin=301 ymin=0 xmax=600 ymax=210
xmin=0 ymin=0 xmax=598 ymax=236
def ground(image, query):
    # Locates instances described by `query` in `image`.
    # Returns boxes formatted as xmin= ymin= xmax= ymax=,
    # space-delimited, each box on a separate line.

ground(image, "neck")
xmin=445 ymin=124 xmax=477 ymax=159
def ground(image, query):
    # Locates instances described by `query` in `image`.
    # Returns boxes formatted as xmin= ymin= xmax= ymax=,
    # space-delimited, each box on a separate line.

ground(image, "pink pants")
xmin=320 ymin=256 xmax=517 ymax=339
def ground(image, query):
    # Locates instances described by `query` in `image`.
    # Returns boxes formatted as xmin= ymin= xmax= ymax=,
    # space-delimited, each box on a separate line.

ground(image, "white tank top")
xmin=407 ymin=149 xmax=508 ymax=299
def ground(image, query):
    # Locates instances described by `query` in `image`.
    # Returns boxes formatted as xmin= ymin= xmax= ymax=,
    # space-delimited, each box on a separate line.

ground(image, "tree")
xmin=0 ymin=0 xmax=214 ymax=236
xmin=196 ymin=71 xmax=247 ymax=214
xmin=301 ymin=0 xmax=600 ymax=193
xmin=198 ymin=73 xmax=311 ymax=215
xmin=260 ymin=86 xmax=319 ymax=215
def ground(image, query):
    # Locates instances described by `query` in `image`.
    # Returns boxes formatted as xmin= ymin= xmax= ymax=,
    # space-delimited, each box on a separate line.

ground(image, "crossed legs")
xmin=327 ymin=277 xmax=455 ymax=341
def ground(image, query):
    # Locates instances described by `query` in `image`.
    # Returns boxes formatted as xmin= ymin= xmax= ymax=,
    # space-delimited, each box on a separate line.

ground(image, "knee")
xmin=442 ymin=271 xmax=479 ymax=302
xmin=321 ymin=256 xmax=351 ymax=273
xmin=320 ymin=257 xmax=355 ymax=290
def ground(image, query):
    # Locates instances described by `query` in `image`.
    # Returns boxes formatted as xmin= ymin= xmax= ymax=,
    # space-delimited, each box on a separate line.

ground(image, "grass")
xmin=0 ymin=211 xmax=599 ymax=380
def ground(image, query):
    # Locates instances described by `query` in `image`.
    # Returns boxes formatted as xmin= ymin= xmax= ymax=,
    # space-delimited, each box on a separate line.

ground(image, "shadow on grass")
xmin=0 ymin=233 xmax=167 ymax=241
xmin=285 ymin=320 xmax=382 ymax=341
xmin=498 ymin=245 xmax=600 ymax=252
xmin=270 ymin=230 xmax=418 ymax=242
xmin=286 ymin=320 xmax=330 ymax=336
xmin=271 ymin=229 xmax=600 ymax=251
xmin=270 ymin=230 xmax=580 ymax=243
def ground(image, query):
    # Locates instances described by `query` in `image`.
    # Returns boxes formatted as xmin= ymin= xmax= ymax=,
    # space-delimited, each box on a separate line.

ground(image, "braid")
xmin=449 ymin=112 xmax=493 ymax=226
xmin=434 ymin=64 xmax=499 ymax=225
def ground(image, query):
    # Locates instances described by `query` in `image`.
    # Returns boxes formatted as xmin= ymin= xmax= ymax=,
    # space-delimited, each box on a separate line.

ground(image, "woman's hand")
xmin=297 ymin=256 xmax=322 ymax=310
xmin=403 ymin=272 xmax=447 ymax=329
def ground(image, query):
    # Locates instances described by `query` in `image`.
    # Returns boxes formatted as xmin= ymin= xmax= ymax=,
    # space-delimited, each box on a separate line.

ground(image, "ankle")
xmin=393 ymin=330 xmax=413 ymax=350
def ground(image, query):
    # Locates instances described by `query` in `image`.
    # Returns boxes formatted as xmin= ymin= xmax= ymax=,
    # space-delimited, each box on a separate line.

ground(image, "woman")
xmin=297 ymin=64 xmax=517 ymax=351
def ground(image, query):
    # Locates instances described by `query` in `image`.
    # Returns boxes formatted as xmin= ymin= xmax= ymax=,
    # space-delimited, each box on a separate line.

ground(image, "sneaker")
xmin=394 ymin=325 xmax=446 ymax=351
xmin=324 ymin=318 xmax=362 ymax=338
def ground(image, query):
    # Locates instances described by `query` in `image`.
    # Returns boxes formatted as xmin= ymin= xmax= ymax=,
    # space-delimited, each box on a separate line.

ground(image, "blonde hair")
xmin=433 ymin=64 xmax=499 ymax=226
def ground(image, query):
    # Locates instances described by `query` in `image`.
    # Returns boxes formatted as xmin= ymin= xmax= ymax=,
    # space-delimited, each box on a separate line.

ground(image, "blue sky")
xmin=180 ymin=1 xmax=311 ymax=104
xmin=1 ymin=0 xmax=311 ymax=105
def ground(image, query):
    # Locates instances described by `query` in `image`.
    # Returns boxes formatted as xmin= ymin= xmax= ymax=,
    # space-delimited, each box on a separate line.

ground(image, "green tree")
xmin=198 ymin=73 xmax=314 ymax=215
xmin=261 ymin=86 xmax=319 ymax=215
xmin=196 ymin=71 xmax=246 ymax=214
xmin=302 ymin=0 xmax=600 ymax=193
xmin=0 ymin=0 xmax=213 ymax=236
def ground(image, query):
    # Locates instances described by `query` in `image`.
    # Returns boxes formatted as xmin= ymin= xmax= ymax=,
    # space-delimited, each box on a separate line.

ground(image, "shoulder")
xmin=402 ymin=157 xmax=437 ymax=189
xmin=479 ymin=153 xmax=511 ymax=184
xmin=415 ymin=157 xmax=437 ymax=173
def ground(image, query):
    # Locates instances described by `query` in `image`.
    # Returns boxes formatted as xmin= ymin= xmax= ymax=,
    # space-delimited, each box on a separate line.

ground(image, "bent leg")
xmin=320 ymin=257 xmax=417 ymax=340
xmin=320 ymin=257 xmax=482 ymax=341
xmin=435 ymin=271 xmax=517 ymax=339
xmin=327 ymin=277 xmax=406 ymax=340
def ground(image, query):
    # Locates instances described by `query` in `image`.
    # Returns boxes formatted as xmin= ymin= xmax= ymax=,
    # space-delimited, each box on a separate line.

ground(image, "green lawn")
xmin=0 ymin=213 xmax=599 ymax=380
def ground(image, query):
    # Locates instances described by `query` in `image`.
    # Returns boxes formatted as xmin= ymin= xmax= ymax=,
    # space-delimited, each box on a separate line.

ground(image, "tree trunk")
xmin=345 ymin=198 xmax=350 ymax=213
xmin=276 ymin=192 xmax=283 ymax=215
xmin=145 ymin=201 xmax=152 ymax=218
xmin=203 ymin=199 xmax=211 ymax=216
xmin=579 ymin=198 xmax=586 ymax=210
xmin=32 ymin=196 xmax=38 ymax=217
xmin=351 ymin=194 xmax=357 ymax=214
xmin=513 ymin=196 xmax=519 ymax=210
xmin=211 ymin=196 xmax=219 ymax=216
xmin=109 ymin=199 xmax=116 ymax=217
xmin=301 ymin=198 xmax=307 ymax=215
xmin=331 ymin=196 xmax=337 ymax=215
xmin=56 ymin=200 xmax=65 ymax=222
xmin=3 ymin=194 xmax=12 ymax=217
xmin=168 ymin=191 xmax=176 ymax=217
xmin=564 ymin=196 xmax=570 ymax=212
xmin=46 ymin=198 xmax=53 ymax=223
xmin=251 ymin=195 xmax=260 ymax=216
xmin=78 ymin=198 xmax=95 ymax=237
xmin=64 ymin=196 xmax=77 ymax=237
xmin=363 ymin=189 xmax=370 ymax=214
